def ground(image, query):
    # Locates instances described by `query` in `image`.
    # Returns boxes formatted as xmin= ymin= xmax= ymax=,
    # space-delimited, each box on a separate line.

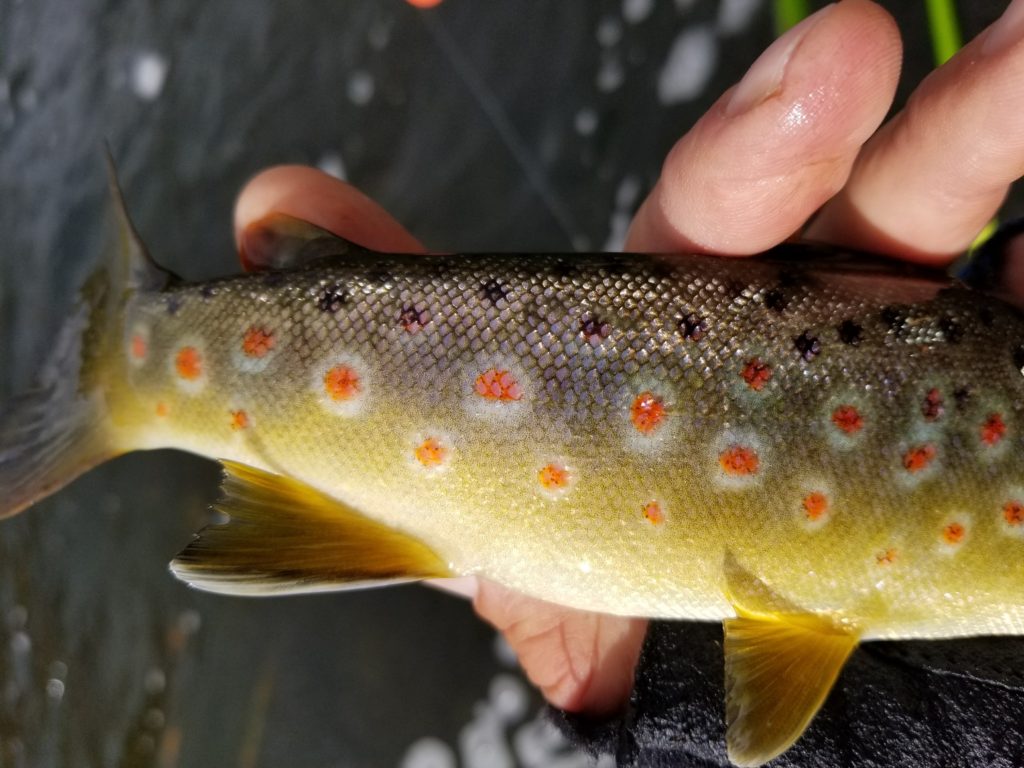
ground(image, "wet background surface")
xmin=0 ymin=1 xmax=1017 ymax=766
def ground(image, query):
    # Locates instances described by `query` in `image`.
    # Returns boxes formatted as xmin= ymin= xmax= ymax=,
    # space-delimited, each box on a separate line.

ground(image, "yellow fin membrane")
xmin=170 ymin=461 xmax=452 ymax=596
xmin=723 ymin=555 xmax=860 ymax=766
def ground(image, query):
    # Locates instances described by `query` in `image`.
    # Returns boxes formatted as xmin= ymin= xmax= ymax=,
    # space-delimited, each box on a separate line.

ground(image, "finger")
xmin=808 ymin=1 xmax=1024 ymax=264
xmin=626 ymin=0 xmax=901 ymax=254
xmin=233 ymin=165 xmax=425 ymax=254
xmin=473 ymin=579 xmax=647 ymax=717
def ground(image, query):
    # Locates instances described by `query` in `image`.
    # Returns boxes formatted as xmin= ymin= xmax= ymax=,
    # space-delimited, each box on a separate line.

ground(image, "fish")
xmin=3 ymin=159 xmax=1024 ymax=767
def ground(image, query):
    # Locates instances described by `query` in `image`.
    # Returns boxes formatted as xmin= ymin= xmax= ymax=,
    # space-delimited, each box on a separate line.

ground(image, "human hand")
xmin=231 ymin=0 xmax=1024 ymax=727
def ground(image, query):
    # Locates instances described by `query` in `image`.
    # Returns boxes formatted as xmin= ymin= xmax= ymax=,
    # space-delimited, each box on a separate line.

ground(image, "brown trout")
xmin=2 ymin=167 xmax=1024 ymax=766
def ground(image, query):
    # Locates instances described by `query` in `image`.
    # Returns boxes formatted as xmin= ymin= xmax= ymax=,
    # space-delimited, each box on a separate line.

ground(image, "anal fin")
xmin=170 ymin=461 xmax=452 ymax=596
xmin=723 ymin=555 xmax=860 ymax=767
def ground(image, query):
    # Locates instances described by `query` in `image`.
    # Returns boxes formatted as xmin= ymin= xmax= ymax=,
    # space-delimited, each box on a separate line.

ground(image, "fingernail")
xmin=725 ymin=4 xmax=835 ymax=117
xmin=983 ymin=0 xmax=1024 ymax=56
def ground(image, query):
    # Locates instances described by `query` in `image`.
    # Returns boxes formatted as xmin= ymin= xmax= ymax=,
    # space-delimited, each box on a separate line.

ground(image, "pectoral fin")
xmin=170 ymin=461 xmax=452 ymax=596
xmin=723 ymin=556 xmax=860 ymax=767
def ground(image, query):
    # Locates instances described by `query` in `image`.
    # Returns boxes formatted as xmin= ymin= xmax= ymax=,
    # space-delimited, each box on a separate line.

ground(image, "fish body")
xmin=114 ymin=249 xmax=1024 ymax=637
xmin=3 ymin=174 xmax=1024 ymax=765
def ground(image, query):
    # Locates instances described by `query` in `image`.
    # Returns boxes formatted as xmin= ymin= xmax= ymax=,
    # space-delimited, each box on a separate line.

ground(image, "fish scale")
xmin=3 ymin=182 xmax=1024 ymax=765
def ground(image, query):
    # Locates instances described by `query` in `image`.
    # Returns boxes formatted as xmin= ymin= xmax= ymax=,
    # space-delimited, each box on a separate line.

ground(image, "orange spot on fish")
xmin=406 ymin=0 xmax=443 ymax=7
xmin=130 ymin=333 xmax=148 ymax=360
xmin=642 ymin=501 xmax=665 ymax=526
xmin=719 ymin=446 xmax=759 ymax=476
xmin=942 ymin=522 xmax=966 ymax=545
xmin=630 ymin=392 xmax=666 ymax=434
xmin=475 ymin=369 xmax=522 ymax=402
xmin=981 ymin=413 xmax=1007 ymax=446
xmin=740 ymin=358 xmax=772 ymax=391
xmin=155 ymin=402 xmax=169 ymax=418
xmin=875 ymin=547 xmax=898 ymax=566
xmin=323 ymin=365 xmax=361 ymax=401
xmin=1003 ymin=500 xmax=1024 ymax=526
xmin=241 ymin=326 xmax=275 ymax=358
xmin=414 ymin=437 xmax=447 ymax=468
xmin=802 ymin=492 xmax=829 ymax=522
xmin=902 ymin=444 xmax=936 ymax=473
xmin=175 ymin=347 xmax=203 ymax=380
xmin=831 ymin=405 xmax=863 ymax=434
xmin=229 ymin=410 xmax=249 ymax=431
xmin=922 ymin=388 xmax=944 ymax=421
xmin=538 ymin=463 xmax=571 ymax=490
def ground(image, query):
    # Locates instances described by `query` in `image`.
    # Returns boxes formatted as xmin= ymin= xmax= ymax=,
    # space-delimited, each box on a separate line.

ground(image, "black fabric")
xmin=549 ymin=621 xmax=1024 ymax=767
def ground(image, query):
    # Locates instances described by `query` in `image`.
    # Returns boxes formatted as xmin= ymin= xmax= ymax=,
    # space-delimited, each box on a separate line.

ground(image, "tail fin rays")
xmin=0 ymin=150 xmax=163 ymax=517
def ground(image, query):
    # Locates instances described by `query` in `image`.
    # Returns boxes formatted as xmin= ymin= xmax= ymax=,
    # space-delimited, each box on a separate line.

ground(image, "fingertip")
xmin=625 ymin=0 xmax=902 ymax=255
xmin=233 ymin=165 xmax=425 ymax=254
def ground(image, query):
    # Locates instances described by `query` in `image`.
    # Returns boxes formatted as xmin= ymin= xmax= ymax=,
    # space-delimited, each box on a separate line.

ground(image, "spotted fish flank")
xmin=6 ymin=182 xmax=1024 ymax=768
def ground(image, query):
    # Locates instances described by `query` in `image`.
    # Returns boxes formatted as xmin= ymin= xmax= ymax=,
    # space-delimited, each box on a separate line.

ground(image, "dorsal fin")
xmin=238 ymin=214 xmax=371 ymax=272
xmin=102 ymin=146 xmax=170 ymax=292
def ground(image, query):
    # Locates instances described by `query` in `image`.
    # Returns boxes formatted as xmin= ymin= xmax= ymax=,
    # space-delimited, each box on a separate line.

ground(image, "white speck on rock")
xmin=717 ymin=0 xmax=763 ymax=36
xmin=574 ymin=108 xmax=598 ymax=136
xmin=489 ymin=674 xmax=528 ymax=722
xmin=9 ymin=631 xmax=30 ymax=655
xmin=144 ymin=668 xmax=166 ymax=695
xmin=657 ymin=26 xmax=717 ymax=105
xmin=604 ymin=210 xmax=632 ymax=251
xmin=493 ymin=633 xmax=519 ymax=668
xmin=596 ymin=57 xmax=625 ymax=93
xmin=130 ymin=51 xmax=168 ymax=101
xmin=623 ymin=0 xmax=654 ymax=24
xmin=347 ymin=70 xmax=375 ymax=105
xmin=596 ymin=16 xmax=622 ymax=47
xmin=615 ymin=175 xmax=642 ymax=209
xmin=368 ymin=18 xmax=393 ymax=50
xmin=401 ymin=738 xmax=456 ymax=768
xmin=317 ymin=151 xmax=347 ymax=180
xmin=45 ymin=678 xmax=64 ymax=702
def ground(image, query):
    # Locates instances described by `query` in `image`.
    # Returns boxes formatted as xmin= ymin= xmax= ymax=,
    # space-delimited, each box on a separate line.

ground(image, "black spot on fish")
xmin=481 ymin=279 xmax=508 ymax=304
xmin=679 ymin=313 xmax=707 ymax=341
xmin=399 ymin=306 xmax=429 ymax=333
xmin=580 ymin=315 xmax=611 ymax=342
xmin=764 ymin=289 xmax=787 ymax=312
xmin=837 ymin=319 xmax=862 ymax=346
xmin=262 ymin=270 xmax=286 ymax=287
xmin=1014 ymin=344 xmax=1024 ymax=375
xmin=938 ymin=316 xmax=963 ymax=344
xmin=979 ymin=307 xmax=996 ymax=327
xmin=550 ymin=258 xmax=577 ymax=280
xmin=367 ymin=267 xmax=394 ymax=286
xmin=724 ymin=279 xmax=746 ymax=299
xmin=165 ymin=296 xmax=183 ymax=316
xmin=199 ymin=284 xmax=218 ymax=300
xmin=794 ymin=330 xmax=821 ymax=361
xmin=649 ymin=260 xmax=675 ymax=280
xmin=317 ymin=284 xmax=349 ymax=313
xmin=880 ymin=306 xmax=907 ymax=335
xmin=776 ymin=268 xmax=803 ymax=288
xmin=953 ymin=386 xmax=973 ymax=409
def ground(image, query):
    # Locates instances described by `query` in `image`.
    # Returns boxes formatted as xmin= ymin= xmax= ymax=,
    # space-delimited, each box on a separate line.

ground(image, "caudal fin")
xmin=0 ymin=150 xmax=169 ymax=518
